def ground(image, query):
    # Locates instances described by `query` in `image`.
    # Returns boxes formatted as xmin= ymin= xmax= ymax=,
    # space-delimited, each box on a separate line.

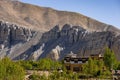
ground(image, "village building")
xmin=64 ymin=52 xmax=103 ymax=72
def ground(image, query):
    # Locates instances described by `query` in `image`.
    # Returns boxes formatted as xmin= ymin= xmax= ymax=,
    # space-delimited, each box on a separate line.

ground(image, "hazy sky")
xmin=21 ymin=0 xmax=120 ymax=29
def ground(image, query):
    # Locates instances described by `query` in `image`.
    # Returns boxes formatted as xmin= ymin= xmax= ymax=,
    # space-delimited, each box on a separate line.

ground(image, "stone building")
xmin=64 ymin=53 xmax=103 ymax=72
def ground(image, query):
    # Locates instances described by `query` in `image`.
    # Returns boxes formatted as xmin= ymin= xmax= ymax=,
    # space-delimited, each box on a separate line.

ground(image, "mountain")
xmin=0 ymin=0 xmax=120 ymax=33
xmin=0 ymin=0 xmax=120 ymax=60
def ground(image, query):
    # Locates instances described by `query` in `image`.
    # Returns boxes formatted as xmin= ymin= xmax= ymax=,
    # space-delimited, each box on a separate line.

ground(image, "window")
xmin=66 ymin=66 xmax=70 ymax=70
xmin=73 ymin=67 xmax=80 ymax=72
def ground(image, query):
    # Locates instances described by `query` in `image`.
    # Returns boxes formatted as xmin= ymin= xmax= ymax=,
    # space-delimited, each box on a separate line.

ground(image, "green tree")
xmin=117 ymin=62 xmax=120 ymax=70
xmin=82 ymin=58 xmax=98 ymax=75
xmin=104 ymin=47 xmax=117 ymax=70
xmin=0 ymin=57 xmax=25 ymax=80
xmin=53 ymin=61 xmax=62 ymax=70
xmin=18 ymin=60 xmax=33 ymax=70
xmin=82 ymin=58 xmax=106 ymax=77
xmin=38 ymin=58 xmax=53 ymax=70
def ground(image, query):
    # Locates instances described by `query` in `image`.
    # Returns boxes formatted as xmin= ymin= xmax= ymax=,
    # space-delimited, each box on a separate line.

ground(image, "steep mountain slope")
xmin=33 ymin=24 xmax=120 ymax=61
xmin=0 ymin=21 xmax=120 ymax=61
xmin=0 ymin=0 xmax=120 ymax=61
xmin=0 ymin=0 xmax=119 ymax=33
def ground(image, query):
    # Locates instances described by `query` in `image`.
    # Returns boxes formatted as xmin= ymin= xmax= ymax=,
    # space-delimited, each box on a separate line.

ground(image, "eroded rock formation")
xmin=38 ymin=24 xmax=120 ymax=61
xmin=0 ymin=21 xmax=36 ymax=58
xmin=0 ymin=21 xmax=34 ymax=46
xmin=0 ymin=22 xmax=120 ymax=61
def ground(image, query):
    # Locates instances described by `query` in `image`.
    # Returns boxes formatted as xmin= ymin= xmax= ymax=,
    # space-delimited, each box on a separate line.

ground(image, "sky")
xmin=21 ymin=0 xmax=120 ymax=29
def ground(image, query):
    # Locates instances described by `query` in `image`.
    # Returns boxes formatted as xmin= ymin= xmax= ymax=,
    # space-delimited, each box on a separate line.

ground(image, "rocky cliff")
xmin=1 ymin=21 xmax=119 ymax=61
xmin=0 ymin=0 xmax=120 ymax=61
xmin=32 ymin=24 xmax=120 ymax=61
xmin=0 ymin=20 xmax=35 ymax=46
xmin=0 ymin=21 xmax=37 ymax=59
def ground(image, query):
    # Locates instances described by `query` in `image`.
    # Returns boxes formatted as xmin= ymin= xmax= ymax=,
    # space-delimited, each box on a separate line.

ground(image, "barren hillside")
xmin=0 ymin=0 xmax=120 ymax=61
xmin=0 ymin=0 xmax=119 ymax=33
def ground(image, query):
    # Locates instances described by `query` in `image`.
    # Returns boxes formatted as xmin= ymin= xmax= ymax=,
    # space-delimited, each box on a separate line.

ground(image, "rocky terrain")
xmin=0 ymin=21 xmax=120 ymax=61
xmin=0 ymin=0 xmax=120 ymax=33
xmin=0 ymin=0 xmax=120 ymax=61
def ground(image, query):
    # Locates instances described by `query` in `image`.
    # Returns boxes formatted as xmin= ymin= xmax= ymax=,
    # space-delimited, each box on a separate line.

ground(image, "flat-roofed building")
xmin=90 ymin=54 xmax=103 ymax=60
xmin=64 ymin=53 xmax=103 ymax=72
